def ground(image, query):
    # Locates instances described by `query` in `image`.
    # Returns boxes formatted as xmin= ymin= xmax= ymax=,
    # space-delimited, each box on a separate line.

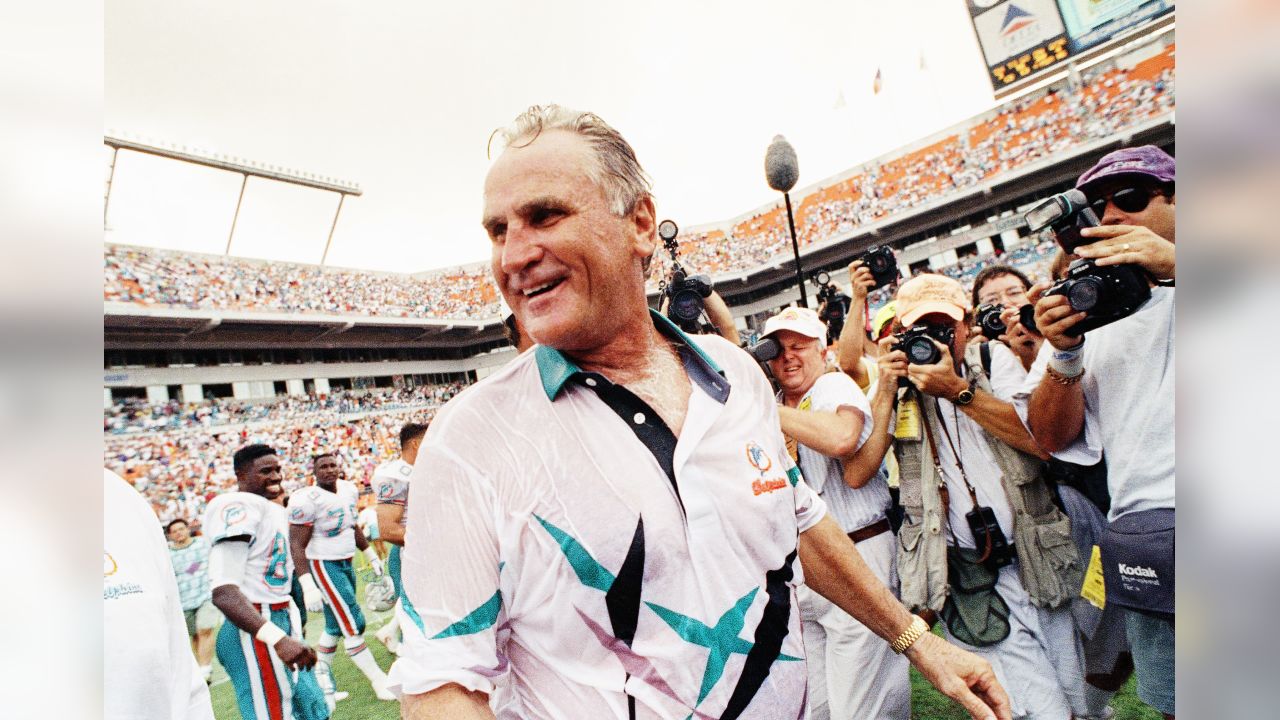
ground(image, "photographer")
xmin=763 ymin=306 xmax=910 ymax=720
xmin=836 ymin=260 xmax=881 ymax=390
xmin=1023 ymin=146 xmax=1175 ymax=719
xmin=880 ymin=274 xmax=1090 ymax=720
xmin=972 ymin=266 xmax=1040 ymax=373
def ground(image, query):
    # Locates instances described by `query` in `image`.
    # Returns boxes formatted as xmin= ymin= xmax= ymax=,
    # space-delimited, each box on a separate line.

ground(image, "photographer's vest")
xmin=894 ymin=343 xmax=1083 ymax=613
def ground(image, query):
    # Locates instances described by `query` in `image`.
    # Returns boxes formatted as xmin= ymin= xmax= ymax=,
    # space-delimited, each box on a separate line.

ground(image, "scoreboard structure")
xmin=967 ymin=0 xmax=1174 ymax=97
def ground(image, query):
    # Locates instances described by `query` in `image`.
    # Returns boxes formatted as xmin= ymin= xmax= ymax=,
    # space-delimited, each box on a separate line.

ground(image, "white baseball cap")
xmin=761 ymin=306 xmax=827 ymax=341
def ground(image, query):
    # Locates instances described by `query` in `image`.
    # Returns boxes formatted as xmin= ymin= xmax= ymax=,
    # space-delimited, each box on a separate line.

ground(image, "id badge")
xmin=894 ymin=396 xmax=922 ymax=441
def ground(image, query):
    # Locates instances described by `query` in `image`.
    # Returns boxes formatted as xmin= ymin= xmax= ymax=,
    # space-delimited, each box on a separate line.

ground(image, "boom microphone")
xmin=765 ymin=135 xmax=799 ymax=193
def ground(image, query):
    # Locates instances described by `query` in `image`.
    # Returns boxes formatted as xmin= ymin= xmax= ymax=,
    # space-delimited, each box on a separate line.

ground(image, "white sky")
xmin=105 ymin=0 xmax=998 ymax=273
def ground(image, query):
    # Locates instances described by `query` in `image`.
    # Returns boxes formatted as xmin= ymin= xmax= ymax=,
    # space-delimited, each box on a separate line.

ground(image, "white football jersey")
xmin=372 ymin=458 xmax=413 ymax=508
xmin=202 ymin=491 xmax=293 ymax=604
xmin=287 ymin=480 xmax=360 ymax=560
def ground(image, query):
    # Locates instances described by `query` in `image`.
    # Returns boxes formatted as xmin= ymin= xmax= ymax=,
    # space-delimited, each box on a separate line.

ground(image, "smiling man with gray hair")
xmin=389 ymin=105 xmax=1011 ymax=720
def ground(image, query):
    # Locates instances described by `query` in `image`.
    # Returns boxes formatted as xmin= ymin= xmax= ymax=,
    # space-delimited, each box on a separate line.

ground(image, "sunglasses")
xmin=1090 ymin=187 xmax=1159 ymax=217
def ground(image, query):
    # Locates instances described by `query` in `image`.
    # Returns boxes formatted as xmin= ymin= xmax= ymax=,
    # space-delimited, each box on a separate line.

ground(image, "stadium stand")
xmin=104 ymin=383 xmax=464 ymax=435
xmin=104 ymin=244 xmax=503 ymax=319
xmin=104 ymin=403 xmax=450 ymax=528
xmin=104 ymin=45 xmax=1173 ymax=319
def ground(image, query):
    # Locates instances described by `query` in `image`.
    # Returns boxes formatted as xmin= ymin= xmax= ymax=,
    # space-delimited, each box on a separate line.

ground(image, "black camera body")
xmin=746 ymin=336 xmax=780 ymax=364
xmin=856 ymin=245 xmax=899 ymax=289
xmin=965 ymin=505 xmax=1014 ymax=568
xmin=893 ymin=324 xmax=955 ymax=367
xmin=657 ymin=219 xmax=714 ymax=333
xmin=666 ymin=267 xmax=713 ymax=331
xmin=1018 ymin=303 xmax=1039 ymax=336
xmin=812 ymin=271 xmax=851 ymax=344
xmin=1043 ymin=259 xmax=1151 ymax=337
xmin=975 ymin=303 xmax=1006 ymax=340
xmin=1025 ymin=189 xmax=1151 ymax=337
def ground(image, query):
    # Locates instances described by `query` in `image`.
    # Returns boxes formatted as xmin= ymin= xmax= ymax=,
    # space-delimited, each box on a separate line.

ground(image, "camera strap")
xmin=925 ymin=399 xmax=995 ymax=564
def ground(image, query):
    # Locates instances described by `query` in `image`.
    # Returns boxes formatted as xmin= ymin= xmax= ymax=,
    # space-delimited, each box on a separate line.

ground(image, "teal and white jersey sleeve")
xmin=202 ymin=492 xmax=293 ymax=604
xmin=372 ymin=459 xmax=413 ymax=507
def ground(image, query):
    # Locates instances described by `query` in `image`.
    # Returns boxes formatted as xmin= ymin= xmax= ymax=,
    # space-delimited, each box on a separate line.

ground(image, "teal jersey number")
xmin=264 ymin=532 xmax=289 ymax=587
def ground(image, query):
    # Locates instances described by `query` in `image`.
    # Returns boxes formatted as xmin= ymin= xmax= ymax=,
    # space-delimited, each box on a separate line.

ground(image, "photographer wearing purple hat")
xmin=1022 ymin=145 xmax=1176 ymax=718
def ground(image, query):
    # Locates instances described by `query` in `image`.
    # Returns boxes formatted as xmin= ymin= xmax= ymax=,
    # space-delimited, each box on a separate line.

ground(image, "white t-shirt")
xmin=1015 ymin=287 xmax=1175 ymax=521
xmin=202 ymin=491 xmax=293 ymax=603
xmin=104 ymin=470 xmax=214 ymax=720
xmin=786 ymin=371 xmax=891 ymax=532
xmin=288 ymin=480 xmax=361 ymax=560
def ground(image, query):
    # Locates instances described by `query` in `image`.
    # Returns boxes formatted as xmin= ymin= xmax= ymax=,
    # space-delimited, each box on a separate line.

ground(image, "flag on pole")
xmin=873 ymin=67 xmax=883 ymax=94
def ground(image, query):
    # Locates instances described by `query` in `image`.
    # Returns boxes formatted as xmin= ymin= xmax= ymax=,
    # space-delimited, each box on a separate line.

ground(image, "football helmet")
xmin=364 ymin=574 xmax=397 ymax=612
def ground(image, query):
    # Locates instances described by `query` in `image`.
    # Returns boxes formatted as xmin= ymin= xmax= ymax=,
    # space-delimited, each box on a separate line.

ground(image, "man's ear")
xmin=631 ymin=195 xmax=658 ymax=261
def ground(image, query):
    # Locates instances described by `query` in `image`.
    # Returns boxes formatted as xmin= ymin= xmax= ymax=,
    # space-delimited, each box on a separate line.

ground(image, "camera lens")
xmin=1067 ymin=277 xmax=1101 ymax=311
xmin=867 ymin=253 xmax=888 ymax=272
xmin=905 ymin=337 xmax=938 ymax=365
xmin=670 ymin=289 xmax=703 ymax=322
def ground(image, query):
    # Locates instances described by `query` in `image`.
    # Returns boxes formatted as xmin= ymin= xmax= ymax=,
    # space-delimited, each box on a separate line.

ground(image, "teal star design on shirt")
xmin=646 ymin=588 xmax=800 ymax=708
xmin=534 ymin=514 xmax=615 ymax=591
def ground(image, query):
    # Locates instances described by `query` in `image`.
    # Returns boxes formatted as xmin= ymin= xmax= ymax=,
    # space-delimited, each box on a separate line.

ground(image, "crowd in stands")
xmin=103 ymin=46 xmax=1173 ymax=321
xmin=104 ymin=384 xmax=464 ymax=434
xmin=672 ymin=46 xmax=1174 ymax=275
xmin=105 ymin=405 xmax=444 ymax=528
xmin=104 ymin=245 xmax=503 ymax=319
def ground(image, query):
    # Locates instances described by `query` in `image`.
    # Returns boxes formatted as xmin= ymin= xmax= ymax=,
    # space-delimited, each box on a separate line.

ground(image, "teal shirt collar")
xmin=534 ymin=310 xmax=726 ymax=401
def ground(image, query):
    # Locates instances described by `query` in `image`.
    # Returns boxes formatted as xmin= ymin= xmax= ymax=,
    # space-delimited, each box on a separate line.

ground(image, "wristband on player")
xmin=363 ymin=547 xmax=379 ymax=564
xmin=255 ymin=621 xmax=287 ymax=646
xmin=299 ymin=573 xmax=320 ymax=593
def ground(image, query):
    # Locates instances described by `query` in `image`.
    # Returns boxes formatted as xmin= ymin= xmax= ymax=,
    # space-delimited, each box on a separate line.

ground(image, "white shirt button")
xmin=584 ymin=378 xmax=597 ymax=387
xmin=633 ymin=412 xmax=646 ymax=424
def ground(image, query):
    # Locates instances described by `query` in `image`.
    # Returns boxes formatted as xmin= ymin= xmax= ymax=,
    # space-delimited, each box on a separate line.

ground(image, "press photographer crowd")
xmin=105 ymin=107 xmax=1174 ymax=720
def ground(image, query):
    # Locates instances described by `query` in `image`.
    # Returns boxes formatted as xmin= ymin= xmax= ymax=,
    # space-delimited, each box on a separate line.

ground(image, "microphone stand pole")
xmin=782 ymin=192 xmax=808 ymax=308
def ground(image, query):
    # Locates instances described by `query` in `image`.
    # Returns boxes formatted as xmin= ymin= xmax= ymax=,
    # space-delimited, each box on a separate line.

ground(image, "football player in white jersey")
xmin=204 ymin=444 xmax=329 ymax=720
xmin=371 ymin=421 xmax=428 ymax=654
xmin=289 ymin=452 xmax=394 ymax=701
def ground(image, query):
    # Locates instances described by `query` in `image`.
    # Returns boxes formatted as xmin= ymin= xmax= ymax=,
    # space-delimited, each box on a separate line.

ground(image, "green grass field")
xmin=208 ymin=561 xmax=1161 ymax=719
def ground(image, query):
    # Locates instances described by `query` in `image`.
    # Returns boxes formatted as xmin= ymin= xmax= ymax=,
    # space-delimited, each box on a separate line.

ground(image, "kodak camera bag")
xmin=1099 ymin=508 xmax=1174 ymax=620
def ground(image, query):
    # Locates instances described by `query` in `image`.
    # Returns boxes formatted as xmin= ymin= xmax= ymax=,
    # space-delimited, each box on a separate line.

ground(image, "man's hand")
xmin=876 ymin=336 xmax=908 ymax=388
xmin=274 ymin=636 xmax=318 ymax=670
xmin=996 ymin=305 xmax=1040 ymax=369
xmin=368 ymin=556 xmax=385 ymax=577
xmin=299 ymin=574 xmax=325 ymax=614
xmin=847 ymin=260 xmax=876 ymax=303
xmin=905 ymin=340 xmax=967 ymax=400
xmin=1029 ymin=281 xmax=1086 ymax=351
xmin=1075 ymin=224 xmax=1175 ymax=279
xmin=906 ymin=632 xmax=1012 ymax=720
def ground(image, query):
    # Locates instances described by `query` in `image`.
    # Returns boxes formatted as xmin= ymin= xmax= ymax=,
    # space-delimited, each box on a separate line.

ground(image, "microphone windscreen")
xmin=765 ymin=135 xmax=799 ymax=193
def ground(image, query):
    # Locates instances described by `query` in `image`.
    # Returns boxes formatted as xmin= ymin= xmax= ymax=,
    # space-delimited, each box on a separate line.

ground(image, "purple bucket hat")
xmin=1076 ymin=145 xmax=1175 ymax=197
